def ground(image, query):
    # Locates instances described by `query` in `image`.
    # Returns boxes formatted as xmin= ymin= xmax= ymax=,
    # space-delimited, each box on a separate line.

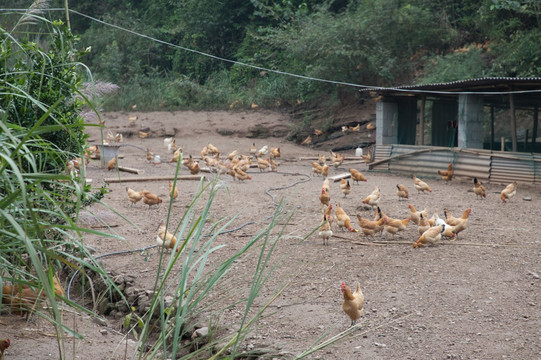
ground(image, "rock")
xmin=523 ymin=196 xmax=532 ymax=201
xmin=191 ymin=326 xmax=209 ymax=340
xmin=99 ymin=329 xmax=108 ymax=335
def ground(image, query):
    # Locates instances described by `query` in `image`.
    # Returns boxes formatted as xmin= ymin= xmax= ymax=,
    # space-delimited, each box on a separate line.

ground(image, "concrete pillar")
xmin=458 ymin=94 xmax=484 ymax=149
xmin=376 ymin=100 xmax=398 ymax=145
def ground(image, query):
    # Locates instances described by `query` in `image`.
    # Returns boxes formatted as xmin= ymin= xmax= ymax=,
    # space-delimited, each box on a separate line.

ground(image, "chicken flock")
xmin=59 ymin=115 xmax=522 ymax=332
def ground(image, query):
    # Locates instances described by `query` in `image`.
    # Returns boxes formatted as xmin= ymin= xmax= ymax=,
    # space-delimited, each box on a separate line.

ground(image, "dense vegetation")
xmin=35 ymin=0 xmax=541 ymax=111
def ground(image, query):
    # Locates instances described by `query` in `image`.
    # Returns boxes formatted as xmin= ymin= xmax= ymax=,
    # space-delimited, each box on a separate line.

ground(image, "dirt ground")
xmin=2 ymin=109 xmax=541 ymax=360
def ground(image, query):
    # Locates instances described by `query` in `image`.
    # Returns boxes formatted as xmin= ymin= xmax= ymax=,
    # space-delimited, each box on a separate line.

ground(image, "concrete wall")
xmin=458 ymin=94 xmax=484 ymax=149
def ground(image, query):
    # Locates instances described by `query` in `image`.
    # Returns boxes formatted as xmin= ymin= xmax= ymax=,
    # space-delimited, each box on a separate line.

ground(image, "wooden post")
xmin=525 ymin=129 xmax=529 ymax=150
xmin=533 ymin=106 xmax=539 ymax=152
xmin=419 ymin=96 xmax=426 ymax=145
xmin=490 ymin=106 xmax=495 ymax=150
xmin=510 ymin=93 xmax=517 ymax=152
xmin=501 ymin=136 xmax=505 ymax=152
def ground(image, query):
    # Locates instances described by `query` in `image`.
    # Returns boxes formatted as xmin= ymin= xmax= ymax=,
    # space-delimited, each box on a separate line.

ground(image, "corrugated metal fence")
xmin=370 ymin=144 xmax=540 ymax=184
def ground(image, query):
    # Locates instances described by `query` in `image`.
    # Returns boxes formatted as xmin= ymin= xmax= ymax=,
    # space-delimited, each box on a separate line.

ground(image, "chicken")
xmin=1 ymin=284 xmax=46 ymax=319
xmin=233 ymin=167 xmax=252 ymax=181
xmin=249 ymin=143 xmax=257 ymax=157
xmin=429 ymin=212 xmax=456 ymax=238
xmin=257 ymin=145 xmax=268 ymax=157
xmin=312 ymin=162 xmax=324 ymax=176
xmin=167 ymin=139 xmax=177 ymax=154
xmin=170 ymin=147 xmax=182 ymax=163
xmin=330 ymin=151 xmax=344 ymax=168
xmin=501 ymin=181 xmax=517 ymax=203
xmin=314 ymin=129 xmax=323 ymax=136
xmin=444 ymin=208 xmax=471 ymax=239
xmin=200 ymin=145 xmax=208 ymax=158
xmin=156 ymin=221 xmax=178 ymax=251
xmin=341 ymin=282 xmax=364 ymax=326
xmin=128 ymin=115 xmax=138 ymax=125
xmin=227 ymin=150 xmax=238 ymax=160
xmin=169 ymin=181 xmax=178 ymax=200
xmin=300 ymin=136 xmax=312 ymax=145
xmin=163 ymin=137 xmax=174 ymax=148
xmin=207 ymin=143 xmax=220 ymax=156
xmin=473 ymin=177 xmax=487 ymax=199
xmin=334 ymin=203 xmax=357 ymax=232
xmin=413 ymin=224 xmax=456 ymax=248
xmin=323 ymin=204 xmax=334 ymax=229
xmin=107 ymin=156 xmax=117 ymax=171
xmin=126 ymin=187 xmax=143 ymax=206
xmin=138 ymin=130 xmax=150 ymax=139
xmin=438 ymin=163 xmax=454 ymax=182
xmin=270 ymin=147 xmax=280 ymax=159
xmin=318 ymin=214 xmax=333 ymax=246
xmin=319 ymin=188 xmax=330 ymax=211
xmin=142 ymin=190 xmax=162 ymax=208
xmin=413 ymin=175 xmax=432 ymax=193
xmin=114 ymin=133 xmax=123 ymax=143
xmin=322 ymin=178 xmax=330 ymax=193
xmin=396 ymin=184 xmax=409 ymax=200
xmin=317 ymin=154 xmax=326 ymax=166
xmin=340 ymin=179 xmax=351 ymax=197
xmin=356 ymin=215 xmax=385 ymax=239
xmin=341 ymin=126 xmax=349 ymax=133
xmin=408 ymin=204 xmax=428 ymax=225
xmin=382 ymin=216 xmax=410 ymax=239
xmin=349 ymin=168 xmax=367 ymax=183
xmin=321 ymin=165 xmax=329 ymax=178
xmin=0 ymin=338 xmax=10 ymax=360
xmin=146 ymin=148 xmax=154 ymax=162
xmin=366 ymin=123 xmax=376 ymax=130
xmin=251 ymin=102 xmax=259 ymax=110
xmin=361 ymin=153 xmax=372 ymax=163
xmin=257 ymin=157 xmax=269 ymax=172
xmin=362 ymin=186 xmax=380 ymax=208
xmin=187 ymin=161 xmax=200 ymax=175
xmin=417 ymin=213 xmax=431 ymax=236
xmin=349 ymin=123 xmax=360 ymax=132
xmin=269 ymin=157 xmax=278 ymax=172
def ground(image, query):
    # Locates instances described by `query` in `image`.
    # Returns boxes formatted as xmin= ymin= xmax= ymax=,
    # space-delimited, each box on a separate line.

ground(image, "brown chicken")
xmin=500 ymin=181 xmax=517 ymax=203
xmin=356 ymin=215 xmax=385 ymax=239
xmin=417 ymin=213 xmax=431 ymax=236
xmin=349 ymin=168 xmax=367 ymax=183
xmin=321 ymin=165 xmax=329 ymax=177
xmin=257 ymin=157 xmax=269 ymax=172
xmin=318 ymin=214 xmax=333 ymax=246
xmin=444 ymin=208 xmax=471 ymax=238
xmin=334 ymin=203 xmax=357 ymax=232
xmin=362 ymin=186 xmax=380 ymax=208
xmin=383 ymin=216 xmax=410 ymax=239
xmin=349 ymin=123 xmax=360 ymax=132
xmin=317 ymin=154 xmax=326 ymax=166
xmin=146 ymin=148 xmax=154 ymax=162
xmin=314 ymin=129 xmax=323 ymax=136
xmin=227 ymin=150 xmax=238 ymax=160
xmin=170 ymin=147 xmax=182 ymax=163
xmin=340 ymin=179 xmax=351 ymax=197
xmin=270 ymin=147 xmax=280 ymax=159
xmin=169 ymin=181 xmax=178 ymax=200
xmin=323 ymin=204 xmax=335 ymax=229
xmin=473 ymin=177 xmax=487 ymax=199
xmin=126 ymin=187 xmax=144 ymax=206
xmin=187 ymin=161 xmax=201 ymax=175
xmin=361 ymin=153 xmax=372 ymax=164
xmin=138 ymin=130 xmax=150 ymax=139
xmin=249 ymin=143 xmax=257 ymax=157
xmin=413 ymin=224 xmax=455 ymax=248
xmin=0 ymin=338 xmax=9 ymax=360
xmin=341 ymin=282 xmax=364 ymax=326
xmin=1 ymin=284 xmax=46 ymax=319
xmin=107 ymin=156 xmax=117 ymax=171
xmin=319 ymin=188 xmax=330 ymax=211
xmin=233 ymin=167 xmax=252 ymax=181
xmin=312 ymin=162 xmax=324 ymax=176
xmin=366 ymin=123 xmax=376 ymax=130
xmin=156 ymin=221 xmax=178 ymax=251
xmin=301 ymin=136 xmax=312 ymax=145
xmin=142 ymin=190 xmax=162 ymax=209
xmin=269 ymin=157 xmax=278 ymax=172
xmin=438 ymin=163 xmax=454 ymax=182
xmin=330 ymin=151 xmax=344 ymax=168
xmin=408 ymin=204 xmax=428 ymax=225
xmin=413 ymin=175 xmax=432 ymax=193
xmin=396 ymin=184 xmax=409 ymax=200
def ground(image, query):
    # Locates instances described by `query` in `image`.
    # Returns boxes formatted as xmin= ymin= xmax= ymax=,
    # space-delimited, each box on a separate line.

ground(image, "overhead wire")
xmin=1 ymin=7 xmax=541 ymax=96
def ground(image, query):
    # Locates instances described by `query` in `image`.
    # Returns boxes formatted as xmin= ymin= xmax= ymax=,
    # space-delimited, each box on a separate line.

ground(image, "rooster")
xmin=500 ymin=181 xmax=517 ymax=203
xmin=413 ymin=175 xmax=432 ymax=193
xmin=396 ymin=184 xmax=409 ymax=201
xmin=438 ymin=163 xmax=453 ymax=182
xmin=341 ymin=282 xmax=364 ymax=326
xmin=334 ymin=203 xmax=357 ymax=232
xmin=473 ymin=177 xmax=487 ymax=199
xmin=340 ymin=179 xmax=351 ymax=197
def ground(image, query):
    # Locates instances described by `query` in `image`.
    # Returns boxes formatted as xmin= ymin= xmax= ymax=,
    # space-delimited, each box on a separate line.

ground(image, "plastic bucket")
xmin=98 ymin=144 xmax=120 ymax=167
xmin=355 ymin=147 xmax=363 ymax=157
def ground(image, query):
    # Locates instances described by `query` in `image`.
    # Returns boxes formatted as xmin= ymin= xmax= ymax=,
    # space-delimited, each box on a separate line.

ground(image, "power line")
xmin=2 ymin=7 xmax=541 ymax=96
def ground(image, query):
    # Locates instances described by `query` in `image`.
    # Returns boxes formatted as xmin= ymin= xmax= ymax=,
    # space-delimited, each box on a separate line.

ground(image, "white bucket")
xmin=355 ymin=147 xmax=363 ymax=157
xmin=98 ymin=144 xmax=120 ymax=168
